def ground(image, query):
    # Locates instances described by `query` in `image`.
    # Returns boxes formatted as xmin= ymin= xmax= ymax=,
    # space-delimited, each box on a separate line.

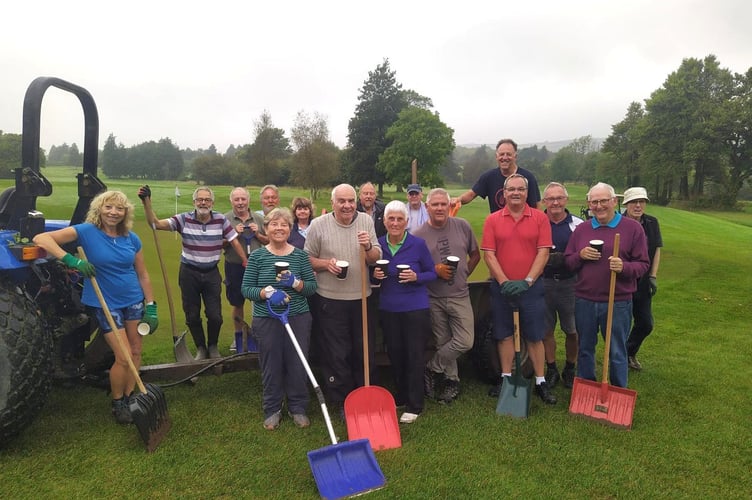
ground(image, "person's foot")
xmin=208 ymin=345 xmax=222 ymax=359
xmin=487 ymin=375 xmax=504 ymax=397
xmin=263 ymin=411 xmax=281 ymax=430
xmin=111 ymin=397 xmax=133 ymax=425
xmin=545 ymin=366 xmax=561 ymax=388
xmin=628 ymin=356 xmax=642 ymax=371
xmin=438 ymin=379 xmax=460 ymax=404
xmin=399 ymin=412 xmax=420 ymax=424
xmin=246 ymin=337 xmax=258 ymax=353
xmin=194 ymin=346 xmax=208 ymax=361
xmin=424 ymin=368 xmax=443 ymax=399
xmin=229 ymin=338 xmax=237 ymax=354
xmin=535 ymin=381 xmax=557 ymax=405
xmin=561 ymin=365 xmax=576 ymax=389
xmin=289 ymin=412 xmax=310 ymax=428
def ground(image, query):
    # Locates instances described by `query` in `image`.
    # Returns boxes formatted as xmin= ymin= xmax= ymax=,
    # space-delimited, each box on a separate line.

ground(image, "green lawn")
xmin=1 ymin=169 xmax=751 ymax=498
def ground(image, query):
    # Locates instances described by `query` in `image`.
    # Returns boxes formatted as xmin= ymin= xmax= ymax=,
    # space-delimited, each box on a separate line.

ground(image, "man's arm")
xmin=483 ymin=250 xmax=509 ymax=285
xmin=451 ymin=189 xmax=477 ymax=208
xmin=230 ymin=238 xmax=247 ymax=266
xmin=140 ymin=197 xmax=172 ymax=231
xmin=467 ymin=248 xmax=481 ymax=275
xmin=526 ymin=247 xmax=550 ymax=284
xmin=650 ymin=247 xmax=661 ymax=277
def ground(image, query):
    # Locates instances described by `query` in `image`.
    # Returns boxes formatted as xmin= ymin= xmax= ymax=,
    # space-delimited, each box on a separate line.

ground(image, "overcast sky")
xmin=1 ymin=0 xmax=750 ymax=154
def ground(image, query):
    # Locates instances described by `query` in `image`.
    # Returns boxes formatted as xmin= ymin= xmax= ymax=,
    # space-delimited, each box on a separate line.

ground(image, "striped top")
xmin=169 ymin=210 xmax=238 ymax=268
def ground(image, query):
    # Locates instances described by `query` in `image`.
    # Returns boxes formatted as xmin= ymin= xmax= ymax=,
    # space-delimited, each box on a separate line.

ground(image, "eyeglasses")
xmin=408 ymin=192 xmax=421 ymax=196
xmin=588 ymin=198 xmax=613 ymax=206
xmin=544 ymin=196 xmax=567 ymax=203
xmin=504 ymin=187 xmax=527 ymax=192
xmin=194 ymin=198 xmax=213 ymax=203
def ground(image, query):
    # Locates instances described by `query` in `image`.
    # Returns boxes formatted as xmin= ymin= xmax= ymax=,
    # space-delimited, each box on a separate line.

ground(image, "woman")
xmin=33 ymin=190 xmax=156 ymax=425
xmin=373 ymin=200 xmax=436 ymax=424
xmin=288 ymin=196 xmax=315 ymax=249
xmin=241 ymin=208 xmax=317 ymax=430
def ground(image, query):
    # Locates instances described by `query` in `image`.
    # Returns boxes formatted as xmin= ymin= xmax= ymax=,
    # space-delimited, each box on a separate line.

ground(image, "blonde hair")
xmin=85 ymin=190 xmax=134 ymax=235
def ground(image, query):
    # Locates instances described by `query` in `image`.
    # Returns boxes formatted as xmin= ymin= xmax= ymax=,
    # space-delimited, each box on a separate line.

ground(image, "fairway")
xmin=1 ymin=170 xmax=751 ymax=498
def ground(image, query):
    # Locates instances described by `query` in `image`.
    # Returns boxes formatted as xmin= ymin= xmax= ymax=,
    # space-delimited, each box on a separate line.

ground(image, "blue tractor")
xmin=0 ymin=77 xmax=112 ymax=445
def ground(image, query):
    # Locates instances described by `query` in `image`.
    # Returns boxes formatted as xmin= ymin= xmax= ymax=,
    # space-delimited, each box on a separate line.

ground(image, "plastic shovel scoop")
xmin=266 ymin=302 xmax=386 ymax=498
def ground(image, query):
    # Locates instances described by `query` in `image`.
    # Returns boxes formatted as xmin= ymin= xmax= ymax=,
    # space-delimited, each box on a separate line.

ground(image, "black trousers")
xmin=178 ymin=264 xmax=223 ymax=348
xmin=381 ymin=308 xmax=431 ymax=414
xmin=626 ymin=277 xmax=654 ymax=357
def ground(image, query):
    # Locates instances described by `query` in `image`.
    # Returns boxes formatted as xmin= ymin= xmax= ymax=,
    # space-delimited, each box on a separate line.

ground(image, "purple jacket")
xmin=564 ymin=213 xmax=649 ymax=302
xmin=377 ymin=232 xmax=437 ymax=313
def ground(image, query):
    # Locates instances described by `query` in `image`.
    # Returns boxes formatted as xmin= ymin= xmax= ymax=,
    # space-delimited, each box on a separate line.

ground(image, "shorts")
xmin=90 ymin=302 xmax=144 ymax=333
xmin=224 ymin=261 xmax=246 ymax=307
xmin=543 ymin=276 xmax=577 ymax=335
xmin=489 ymin=280 xmax=546 ymax=342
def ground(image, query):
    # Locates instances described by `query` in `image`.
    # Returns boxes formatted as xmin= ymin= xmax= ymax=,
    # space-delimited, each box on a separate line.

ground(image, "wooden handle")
xmin=360 ymin=245 xmax=370 ymax=387
xmin=78 ymin=247 xmax=147 ymax=394
xmin=513 ymin=309 xmax=521 ymax=353
xmin=601 ymin=233 xmax=620 ymax=389
xmin=151 ymin=225 xmax=179 ymax=339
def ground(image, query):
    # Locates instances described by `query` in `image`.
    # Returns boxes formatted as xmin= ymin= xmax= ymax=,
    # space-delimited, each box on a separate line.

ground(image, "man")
xmin=357 ymin=182 xmax=386 ymax=237
xmin=480 ymin=174 xmax=556 ymax=405
xmin=564 ymin=182 xmax=649 ymax=388
xmin=452 ymin=138 xmax=541 ymax=212
xmin=224 ymin=187 xmax=265 ymax=353
xmin=623 ymin=187 xmax=663 ymax=371
xmin=304 ymin=184 xmax=382 ymax=414
xmin=413 ymin=188 xmax=480 ymax=403
xmin=139 ymin=186 xmax=246 ymax=360
xmin=406 ymin=184 xmax=429 ymax=233
xmin=256 ymin=184 xmax=280 ymax=221
xmin=541 ymin=182 xmax=584 ymax=389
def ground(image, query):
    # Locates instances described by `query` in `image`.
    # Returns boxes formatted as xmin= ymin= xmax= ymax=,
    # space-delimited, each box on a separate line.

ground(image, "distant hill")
xmin=460 ymin=138 xmax=604 ymax=153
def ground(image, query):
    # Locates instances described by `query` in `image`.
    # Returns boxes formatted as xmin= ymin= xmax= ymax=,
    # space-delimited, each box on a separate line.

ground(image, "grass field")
xmin=1 ymin=168 xmax=752 ymax=498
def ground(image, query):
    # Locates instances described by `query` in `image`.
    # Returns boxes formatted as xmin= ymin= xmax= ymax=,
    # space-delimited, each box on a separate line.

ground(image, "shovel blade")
xmin=129 ymin=383 xmax=172 ymax=452
xmin=173 ymin=331 xmax=193 ymax=363
xmin=495 ymin=374 xmax=532 ymax=418
xmin=307 ymin=438 xmax=386 ymax=499
xmin=345 ymin=386 xmax=401 ymax=451
xmin=569 ymin=377 xmax=637 ymax=430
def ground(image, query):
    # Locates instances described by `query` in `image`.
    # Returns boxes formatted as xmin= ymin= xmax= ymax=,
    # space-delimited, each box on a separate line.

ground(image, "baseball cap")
xmin=407 ymin=184 xmax=422 ymax=194
xmin=623 ymin=187 xmax=649 ymax=204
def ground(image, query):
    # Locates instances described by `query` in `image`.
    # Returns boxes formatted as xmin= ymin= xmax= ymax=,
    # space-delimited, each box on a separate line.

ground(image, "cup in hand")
xmin=445 ymin=255 xmax=460 ymax=284
xmin=335 ymin=260 xmax=349 ymax=280
xmin=396 ymin=264 xmax=411 ymax=282
xmin=589 ymin=239 xmax=604 ymax=254
xmin=376 ymin=259 xmax=389 ymax=278
xmin=274 ymin=261 xmax=290 ymax=275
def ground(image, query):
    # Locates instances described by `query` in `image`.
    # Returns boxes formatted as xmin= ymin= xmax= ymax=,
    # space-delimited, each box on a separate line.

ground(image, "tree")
xmin=377 ymin=107 xmax=455 ymax=189
xmin=0 ymin=131 xmax=23 ymax=178
xmin=68 ymin=143 xmax=82 ymax=166
xmin=238 ymin=110 xmax=291 ymax=186
xmin=461 ymin=145 xmax=494 ymax=185
xmin=602 ymin=102 xmax=644 ymax=187
xmin=289 ymin=111 xmax=339 ymax=200
xmin=517 ymin=145 xmax=552 ymax=181
xmin=715 ymin=67 xmax=752 ymax=206
xmin=101 ymin=134 xmax=128 ymax=178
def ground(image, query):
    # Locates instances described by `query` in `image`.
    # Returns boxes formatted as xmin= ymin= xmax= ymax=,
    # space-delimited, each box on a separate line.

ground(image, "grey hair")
xmin=331 ymin=183 xmax=356 ymax=201
xmin=230 ymin=186 xmax=250 ymax=200
xmin=426 ymin=188 xmax=450 ymax=203
xmin=263 ymin=207 xmax=294 ymax=228
xmin=503 ymin=173 xmax=528 ymax=188
xmin=544 ymin=182 xmax=569 ymax=198
xmin=260 ymin=184 xmax=279 ymax=197
xmin=193 ymin=186 xmax=215 ymax=201
xmin=587 ymin=182 xmax=616 ymax=200
xmin=384 ymin=199 xmax=408 ymax=219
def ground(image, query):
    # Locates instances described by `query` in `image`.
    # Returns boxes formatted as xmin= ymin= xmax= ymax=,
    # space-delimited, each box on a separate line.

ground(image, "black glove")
xmin=138 ymin=185 xmax=151 ymax=201
xmin=547 ymin=252 xmax=565 ymax=268
xmin=649 ymin=276 xmax=657 ymax=296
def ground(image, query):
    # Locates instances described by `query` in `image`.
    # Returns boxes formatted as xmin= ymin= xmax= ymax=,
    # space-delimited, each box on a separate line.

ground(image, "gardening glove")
xmin=137 ymin=185 xmax=151 ymax=201
xmin=142 ymin=302 xmax=159 ymax=333
xmin=269 ymin=289 xmax=291 ymax=306
xmin=649 ymin=276 xmax=657 ymax=296
xmin=547 ymin=251 xmax=565 ymax=268
xmin=434 ymin=263 xmax=454 ymax=281
xmin=61 ymin=253 xmax=96 ymax=277
xmin=276 ymin=270 xmax=300 ymax=288
xmin=501 ymin=280 xmax=528 ymax=298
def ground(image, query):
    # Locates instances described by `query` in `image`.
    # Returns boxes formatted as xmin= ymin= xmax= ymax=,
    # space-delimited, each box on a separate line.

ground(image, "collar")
xmin=591 ymin=212 xmax=622 ymax=228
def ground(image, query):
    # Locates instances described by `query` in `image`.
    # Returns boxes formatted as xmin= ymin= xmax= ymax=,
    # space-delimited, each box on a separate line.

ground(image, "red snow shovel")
xmin=345 ymin=246 xmax=401 ymax=451
xmin=80 ymin=247 xmax=171 ymax=451
xmin=568 ymin=234 xmax=637 ymax=429
xmin=266 ymin=302 xmax=386 ymax=499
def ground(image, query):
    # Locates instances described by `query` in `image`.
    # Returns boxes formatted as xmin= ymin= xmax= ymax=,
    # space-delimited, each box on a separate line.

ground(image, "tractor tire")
xmin=0 ymin=282 xmax=53 ymax=447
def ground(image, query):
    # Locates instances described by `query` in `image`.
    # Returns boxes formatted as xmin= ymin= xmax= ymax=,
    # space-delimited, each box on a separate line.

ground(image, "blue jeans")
xmin=574 ymin=297 xmax=632 ymax=388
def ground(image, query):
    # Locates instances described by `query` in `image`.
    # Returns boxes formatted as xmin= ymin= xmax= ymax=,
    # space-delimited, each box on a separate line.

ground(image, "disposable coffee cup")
xmin=335 ymin=260 xmax=349 ymax=280
xmin=445 ymin=255 xmax=460 ymax=270
xmin=274 ymin=261 xmax=290 ymax=275
xmin=376 ymin=259 xmax=389 ymax=278
xmin=396 ymin=264 xmax=410 ymax=282
xmin=137 ymin=322 xmax=152 ymax=336
xmin=589 ymin=239 xmax=604 ymax=253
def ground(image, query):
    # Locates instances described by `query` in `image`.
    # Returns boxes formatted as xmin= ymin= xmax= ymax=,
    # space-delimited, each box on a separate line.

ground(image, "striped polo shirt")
xmin=169 ymin=210 xmax=238 ymax=268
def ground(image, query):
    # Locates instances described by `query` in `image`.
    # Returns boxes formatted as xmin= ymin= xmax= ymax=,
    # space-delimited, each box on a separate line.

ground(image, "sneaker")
xmin=545 ymin=366 xmax=561 ymax=388
xmin=289 ymin=412 xmax=310 ymax=428
xmin=194 ymin=346 xmax=208 ymax=361
xmin=399 ymin=412 xmax=419 ymax=424
xmin=111 ymin=397 xmax=133 ymax=425
xmin=263 ymin=411 xmax=281 ymax=430
xmin=628 ymin=356 xmax=642 ymax=371
xmin=208 ymin=345 xmax=222 ymax=359
xmin=438 ymin=379 xmax=460 ymax=404
xmin=535 ymin=381 xmax=557 ymax=405
xmin=561 ymin=365 xmax=576 ymax=389
xmin=424 ymin=368 xmax=443 ymax=399
xmin=229 ymin=338 xmax=238 ymax=354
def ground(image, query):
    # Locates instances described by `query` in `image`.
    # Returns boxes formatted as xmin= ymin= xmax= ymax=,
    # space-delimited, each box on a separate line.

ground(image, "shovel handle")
xmin=360 ymin=245 xmax=370 ymax=386
xmin=512 ymin=308 xmax=521 ymax=353
xmin=150 ymin=224 xmax=180 ymax=339
xmin=78 ymin=247 xmax=147 ymax=394
xmin=601 ymin=233 xmax=620 ymax=391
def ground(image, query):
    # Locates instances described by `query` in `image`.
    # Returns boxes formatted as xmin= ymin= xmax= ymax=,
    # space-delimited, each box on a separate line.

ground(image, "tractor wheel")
xmin=0 ymin=282 xmax=53 ymax=447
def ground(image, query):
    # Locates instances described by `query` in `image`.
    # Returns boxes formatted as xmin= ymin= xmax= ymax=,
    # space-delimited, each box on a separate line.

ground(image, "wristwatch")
xmin=524 ymin=276 xmax=534 ymax=286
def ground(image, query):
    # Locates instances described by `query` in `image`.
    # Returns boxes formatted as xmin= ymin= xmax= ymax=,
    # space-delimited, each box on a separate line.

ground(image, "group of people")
xmin=31 ymin=135 xmax=663 ymax=429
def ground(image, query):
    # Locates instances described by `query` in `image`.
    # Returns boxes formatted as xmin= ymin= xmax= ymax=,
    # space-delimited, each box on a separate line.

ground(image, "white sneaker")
xmin=399 ymin=412 xmax=419 ymax=424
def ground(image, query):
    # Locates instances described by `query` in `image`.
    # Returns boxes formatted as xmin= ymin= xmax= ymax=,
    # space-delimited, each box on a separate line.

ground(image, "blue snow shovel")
xmin=267 ymin=301 xmax=386 ymax=499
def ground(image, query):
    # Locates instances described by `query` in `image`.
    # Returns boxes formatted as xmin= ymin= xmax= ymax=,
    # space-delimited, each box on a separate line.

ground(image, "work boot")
xmin=194 ymin=346 xmax=208 ymax=361
xmin=562 ymin=364 xmax=576 ymax=389
xmin=111 ymin=397 xmax=133 ymax=425
xmin=535 ymin=381 xmax=557 ymax=405
xmin=424 ymin=368 xmax=443 ymax=399
xmin=628 ymin=356 xmax=642 ymax=371
xmin=208 ymin=344 xmax=222 ymax=359
xmin=438 ymin=379 xmax=460 ymax=404
xmin=545 ymin=366 xmax=561 ymax=388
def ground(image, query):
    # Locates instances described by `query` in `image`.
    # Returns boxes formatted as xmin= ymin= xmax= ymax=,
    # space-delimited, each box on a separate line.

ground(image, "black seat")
xmin=0 ymin=187 xmax=17 ymax=229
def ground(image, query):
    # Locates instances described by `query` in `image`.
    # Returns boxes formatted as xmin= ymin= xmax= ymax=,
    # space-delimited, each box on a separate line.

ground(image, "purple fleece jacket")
xmin=377 ymin=232 xmax=437 ymax=313
xmin=564 ymin=214 xmax=650 ymax=302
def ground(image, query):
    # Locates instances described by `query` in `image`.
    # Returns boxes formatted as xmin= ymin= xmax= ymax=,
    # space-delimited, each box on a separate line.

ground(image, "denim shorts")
xmin=90 ymin=302 xmax=144 ymax=333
